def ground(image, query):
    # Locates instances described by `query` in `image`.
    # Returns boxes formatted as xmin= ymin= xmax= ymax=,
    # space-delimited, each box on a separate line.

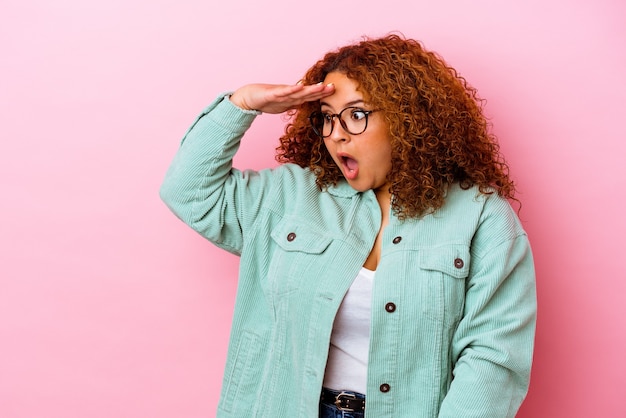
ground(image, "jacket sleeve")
xmin=159 ymin=93 xmax=267 ymax=255
xmin=438 ymin=199 xmax=537 ymax=417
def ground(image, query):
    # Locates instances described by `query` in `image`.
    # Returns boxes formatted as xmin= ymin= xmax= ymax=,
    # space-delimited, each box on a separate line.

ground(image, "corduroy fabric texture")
xmin=160 ymin=95 xmax=536 ymax=418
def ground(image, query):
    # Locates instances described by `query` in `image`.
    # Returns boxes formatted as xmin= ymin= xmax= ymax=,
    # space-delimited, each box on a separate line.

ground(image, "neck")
xmin=374 ymin=186 xmax=392 ymax=215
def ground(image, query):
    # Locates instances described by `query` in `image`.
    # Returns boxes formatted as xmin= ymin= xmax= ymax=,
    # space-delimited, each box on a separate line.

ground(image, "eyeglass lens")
xmin=310 ymin=107 xmax=370 ymax=137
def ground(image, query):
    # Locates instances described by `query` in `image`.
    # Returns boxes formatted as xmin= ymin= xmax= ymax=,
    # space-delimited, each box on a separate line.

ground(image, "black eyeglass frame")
xmin=308 ymin=107 xmax=377 ymax=138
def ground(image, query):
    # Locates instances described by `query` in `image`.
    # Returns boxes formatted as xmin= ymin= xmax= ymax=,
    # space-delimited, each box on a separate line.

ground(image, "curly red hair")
xmin=276 ymin=34 xmax=515 ymax=219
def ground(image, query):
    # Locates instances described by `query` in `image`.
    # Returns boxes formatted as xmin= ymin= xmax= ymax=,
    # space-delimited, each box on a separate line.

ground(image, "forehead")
xmin=320 ymin=72 xmax=365 ymax=109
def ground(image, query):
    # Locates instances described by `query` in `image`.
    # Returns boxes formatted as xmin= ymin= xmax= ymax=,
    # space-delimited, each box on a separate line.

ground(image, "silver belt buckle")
xmin=334 ymin=391 xmax=358 ymax=412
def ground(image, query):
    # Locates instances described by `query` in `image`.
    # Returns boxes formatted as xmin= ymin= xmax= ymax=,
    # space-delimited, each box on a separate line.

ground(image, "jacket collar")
xmin=325 ymin=180 xmax=361 ymax=198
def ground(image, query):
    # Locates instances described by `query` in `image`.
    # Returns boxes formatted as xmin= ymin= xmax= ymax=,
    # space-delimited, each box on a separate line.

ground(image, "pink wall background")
xmin=2 ymin=0 xmax=625 ymax=416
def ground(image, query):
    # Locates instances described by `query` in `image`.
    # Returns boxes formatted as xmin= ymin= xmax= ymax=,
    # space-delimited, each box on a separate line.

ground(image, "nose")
xmin=327 ymin=116 xmax=350 ymax=142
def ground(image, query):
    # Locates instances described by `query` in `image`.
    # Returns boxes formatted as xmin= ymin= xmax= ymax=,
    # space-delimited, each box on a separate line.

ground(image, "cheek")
xmin=322 ymin=139 xmax=337 ymax=156
xmin=380 ymin=151 xmax=393 ymax=173
xmin=374 ymin=138 xmax=393 ymax=166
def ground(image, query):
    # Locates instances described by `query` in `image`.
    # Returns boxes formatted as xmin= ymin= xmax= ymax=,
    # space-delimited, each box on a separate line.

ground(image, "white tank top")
xmin=322 ymin=267 xmax=374 ymax=394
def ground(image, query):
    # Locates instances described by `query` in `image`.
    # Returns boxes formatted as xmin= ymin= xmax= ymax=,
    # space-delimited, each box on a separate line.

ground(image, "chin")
xmin=346 ymin=181 xmax=370 ymax=193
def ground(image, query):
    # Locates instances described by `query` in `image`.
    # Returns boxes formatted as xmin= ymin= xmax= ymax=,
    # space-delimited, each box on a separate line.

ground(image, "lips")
xmin=339 ymin=154 xmax=358 ymax=180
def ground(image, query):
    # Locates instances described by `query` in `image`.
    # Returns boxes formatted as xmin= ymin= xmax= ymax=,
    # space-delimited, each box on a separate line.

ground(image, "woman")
xmin=160 ymin=34 xmax=536 ymax=418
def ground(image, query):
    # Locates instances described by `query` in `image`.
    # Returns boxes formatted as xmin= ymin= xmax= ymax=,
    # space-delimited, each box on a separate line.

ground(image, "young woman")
xmin=160 ymin=34 xmax=536 ymax=418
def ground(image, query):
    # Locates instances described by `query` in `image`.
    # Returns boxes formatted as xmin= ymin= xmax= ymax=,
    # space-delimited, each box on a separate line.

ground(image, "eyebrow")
xmin=320 ymin=99 xmax=365 ymax=109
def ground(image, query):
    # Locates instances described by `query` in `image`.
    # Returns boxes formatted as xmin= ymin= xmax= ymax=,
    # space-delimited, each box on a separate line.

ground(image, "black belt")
xmin=320 ymin=388 xmax=366 ymax=412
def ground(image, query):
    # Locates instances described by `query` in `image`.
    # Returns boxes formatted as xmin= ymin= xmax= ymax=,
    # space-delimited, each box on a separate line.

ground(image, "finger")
xmin=294 ymin=84 xmax=335 ymax=102
xmin=279 ymin=83 xmax=334 ymax=101
xmin=272 ymin=83 xmax=308 ymax=99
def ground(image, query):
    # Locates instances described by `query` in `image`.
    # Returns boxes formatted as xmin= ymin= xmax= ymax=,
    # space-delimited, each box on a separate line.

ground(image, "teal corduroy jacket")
xmin=160 ymin=94 xmax=537 ymax=418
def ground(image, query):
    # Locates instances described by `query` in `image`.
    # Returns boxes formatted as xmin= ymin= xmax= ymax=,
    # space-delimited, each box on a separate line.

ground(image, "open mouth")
xmin=339 ymin=155 xmax=358 ymax=179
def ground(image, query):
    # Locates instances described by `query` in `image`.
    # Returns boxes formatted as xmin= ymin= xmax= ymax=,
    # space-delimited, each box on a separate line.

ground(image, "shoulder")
xmin=268 ymin=164 xmax=359 ymax=200
xmin=444 ymin=185 xmax=527 ymax=257
xmin=444 ymin=184 xmax=520 ymax=220
xmin=256 ymin=164 xmax=364 ymax=227
xmin=265 ymin=163 xmax=318 ymax=193
xmin=256 ymin=163 xmax=324 ymax=213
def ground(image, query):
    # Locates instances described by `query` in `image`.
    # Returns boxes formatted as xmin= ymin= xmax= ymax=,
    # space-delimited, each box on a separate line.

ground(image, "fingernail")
xmin=296 ymin=80 xmax=304 ymax=85
xmin=326 ymin=83 xmax=334 ymax=88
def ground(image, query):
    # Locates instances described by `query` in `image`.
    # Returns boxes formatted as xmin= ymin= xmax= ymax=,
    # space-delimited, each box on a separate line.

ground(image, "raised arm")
xmin=159 ymin=82 xmax=334 ymax=254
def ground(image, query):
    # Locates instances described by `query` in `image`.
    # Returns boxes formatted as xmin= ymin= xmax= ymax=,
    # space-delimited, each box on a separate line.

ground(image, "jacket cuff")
xmin=205 ymin=92 xmax=259 ymax=132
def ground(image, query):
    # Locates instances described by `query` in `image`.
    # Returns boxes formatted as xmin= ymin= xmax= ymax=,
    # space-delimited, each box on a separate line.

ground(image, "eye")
xmin=322 ymin=112 xmax=334 ymax=124
xmin=350 ymin=109 xmax=367 ymax=121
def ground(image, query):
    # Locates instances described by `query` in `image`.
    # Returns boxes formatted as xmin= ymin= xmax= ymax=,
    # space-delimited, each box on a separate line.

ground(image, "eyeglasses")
xmin=308 ymin=107 xmax=376 ymax=138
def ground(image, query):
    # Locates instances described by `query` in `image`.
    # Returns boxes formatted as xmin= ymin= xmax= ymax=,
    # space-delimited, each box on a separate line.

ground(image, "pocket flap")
xmin=270 ymin=219 xmax=332 ymax=254
xmin=418 ymin=245 xmax=470 ymax=279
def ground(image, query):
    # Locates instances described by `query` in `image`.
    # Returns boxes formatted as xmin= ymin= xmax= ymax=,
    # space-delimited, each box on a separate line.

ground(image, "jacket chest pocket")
xmin=417 ymin=245 xmax=470 ymax=326
xmin=267 ymin=219 xmax=333 ymax=297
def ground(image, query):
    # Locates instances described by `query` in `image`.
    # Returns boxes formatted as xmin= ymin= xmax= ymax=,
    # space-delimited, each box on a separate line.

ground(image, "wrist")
xmin=228 ymin=91 xmax=253 ymax=111
xmin=224 ymin=93 xmax=262 ymax=116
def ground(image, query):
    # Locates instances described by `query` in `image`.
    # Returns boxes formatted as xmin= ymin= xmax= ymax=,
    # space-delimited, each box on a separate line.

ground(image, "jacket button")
xmin=392 ymin=236 xmax=402 ymax=244
xmin=454 ymin=258 xmax=464 ymax=268
xmin=385 ymin=302 xmax=396 ymax=313
xmin=287 ymin=232 xmax=296 ymax=242
xmin=379 ymin=383 xmax=390 ymax=393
